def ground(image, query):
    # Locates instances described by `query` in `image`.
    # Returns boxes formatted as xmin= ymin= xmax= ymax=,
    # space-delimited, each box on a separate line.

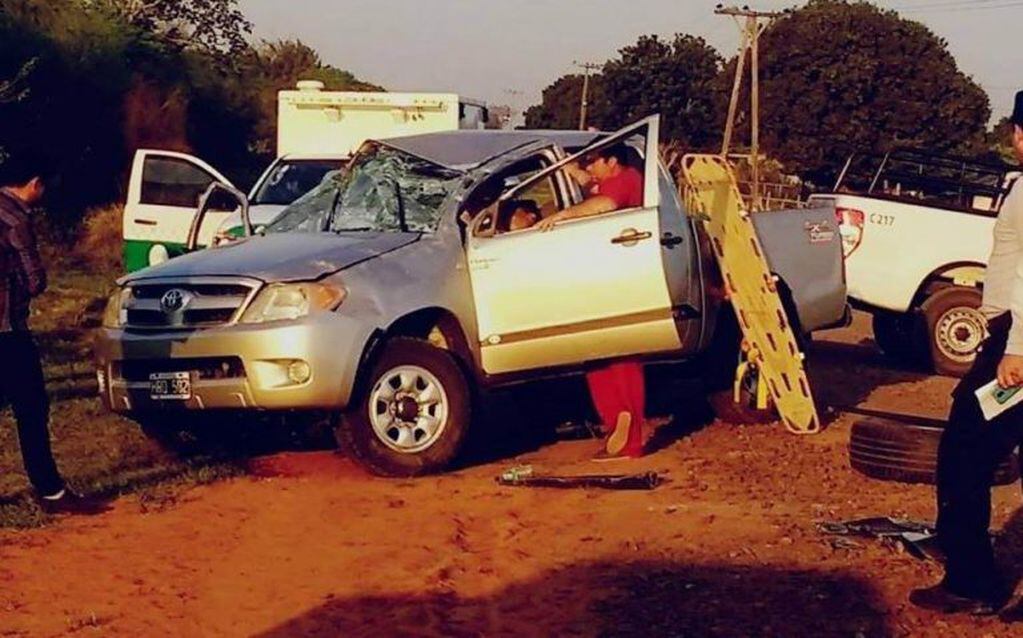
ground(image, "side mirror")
xmin=188 ymin=182 xmax=253 ymax=251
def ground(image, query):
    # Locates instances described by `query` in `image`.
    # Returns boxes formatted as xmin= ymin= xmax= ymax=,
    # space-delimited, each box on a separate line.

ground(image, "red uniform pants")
xmin=585 ymin=360 xmax=645 ymax=456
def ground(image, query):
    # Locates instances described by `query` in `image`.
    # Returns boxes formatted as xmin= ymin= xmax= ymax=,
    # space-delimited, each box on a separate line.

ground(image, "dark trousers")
xmin=0 ymin=331 xmax=63 ymax=496
xmin=937 ymin=312 xmax=1023 ymax=599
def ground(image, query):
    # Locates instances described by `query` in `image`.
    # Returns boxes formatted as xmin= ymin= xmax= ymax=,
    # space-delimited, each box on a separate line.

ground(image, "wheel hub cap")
xmin=937 ymin=308 xmax=985 ymax=362
xmin=369 ymin=364 xmax=449 ymax=454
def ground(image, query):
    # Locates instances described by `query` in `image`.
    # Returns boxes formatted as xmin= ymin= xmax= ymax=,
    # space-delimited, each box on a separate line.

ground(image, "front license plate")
xmin=149 ymin=372 xmax=193 ymax=401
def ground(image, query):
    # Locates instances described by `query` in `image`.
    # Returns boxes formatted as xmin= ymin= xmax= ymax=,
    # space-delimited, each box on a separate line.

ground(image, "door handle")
xmin=611 ymin=228 xmax=653 ymax=246
xmin=661 ymin=233 xmax=684 ymax=248
xmin=135 ymin=219 xmax=158 ymax=226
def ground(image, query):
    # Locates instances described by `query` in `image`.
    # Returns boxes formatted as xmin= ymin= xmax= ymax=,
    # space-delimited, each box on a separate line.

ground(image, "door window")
xmin=493 ymin=116 xmax=661 ymax=230
xmin=466 ymin=154 xmax=560 ymax=236
xmin=141 ymin=157 xmax=218 ymax=208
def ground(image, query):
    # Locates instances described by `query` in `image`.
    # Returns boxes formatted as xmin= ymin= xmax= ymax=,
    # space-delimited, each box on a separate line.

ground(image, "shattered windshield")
xmin=264 ymin=145 xmax=461 ymax=235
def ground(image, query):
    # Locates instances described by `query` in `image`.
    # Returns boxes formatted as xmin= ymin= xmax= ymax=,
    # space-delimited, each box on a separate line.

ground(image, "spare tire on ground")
xmin=849 ymin=417 xmax=1020 ymax=485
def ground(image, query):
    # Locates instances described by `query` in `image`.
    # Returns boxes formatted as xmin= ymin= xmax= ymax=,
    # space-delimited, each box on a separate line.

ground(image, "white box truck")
xmin=122 ymin=81 xmax=488 ymax=273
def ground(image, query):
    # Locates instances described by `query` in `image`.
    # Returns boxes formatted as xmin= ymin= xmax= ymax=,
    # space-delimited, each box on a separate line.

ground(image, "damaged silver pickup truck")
xmin=96 ymin=116 xmax=847 ymax=476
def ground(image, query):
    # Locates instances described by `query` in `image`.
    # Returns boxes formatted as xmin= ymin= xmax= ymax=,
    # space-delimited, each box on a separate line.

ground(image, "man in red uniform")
xmin=537 ymin=144 xmax=646 ymax=460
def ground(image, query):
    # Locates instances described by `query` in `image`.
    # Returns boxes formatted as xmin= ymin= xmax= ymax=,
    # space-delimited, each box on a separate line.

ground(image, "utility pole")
xmin=574 ymin=61 xmax=601 ymax=131
xmin=715 ymin=5 xmax=782 ymax=211
xmin=503 ymin=88 xmax=523 ymax=129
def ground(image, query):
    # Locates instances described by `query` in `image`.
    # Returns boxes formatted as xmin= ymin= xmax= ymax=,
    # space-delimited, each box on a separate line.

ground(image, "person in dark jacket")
xmin=0 ymin=149 xmax=106 ymax=515
xmin=909 ymin=91 xmax=1023 ymax=617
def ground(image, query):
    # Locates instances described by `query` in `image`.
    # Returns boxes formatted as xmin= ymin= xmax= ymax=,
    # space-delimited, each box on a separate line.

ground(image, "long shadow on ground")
xmin=254 ymin=559 xmax=892 ymax=638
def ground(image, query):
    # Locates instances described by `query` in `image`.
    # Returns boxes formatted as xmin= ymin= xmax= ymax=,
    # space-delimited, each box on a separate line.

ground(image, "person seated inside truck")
xmin=536 ymin=144 xmax=643 ymax=231
xmin=497 ymin=199 xmax=540 ymax=233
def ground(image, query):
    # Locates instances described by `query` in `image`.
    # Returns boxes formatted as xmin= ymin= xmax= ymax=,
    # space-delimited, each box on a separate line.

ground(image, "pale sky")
xmin=238 ymin=0 xmax=1022 ymax=124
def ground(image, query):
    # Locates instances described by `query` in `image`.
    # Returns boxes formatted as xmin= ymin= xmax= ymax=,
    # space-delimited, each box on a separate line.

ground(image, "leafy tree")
xmin=0 ymin=59 xmax=36 ymax=103
xmin=525 ymin=34 xmax=722 ymax=147
xmin=524 ymin=73 xmax=604 ymax=130
xmin=599 ymin=34 xmax=723 ymax=148
xmin=82 ymin=0 xmax=251 ymax=55
xmin=748 ymin=0 xmax=990 ymax=184
xmin=0 ymin=0 xmax=381 ymax=226
xmin=987 ymin=116 xmax=1016 ymax=165
xmin=240 ymin=39 xmax=385 ymax=157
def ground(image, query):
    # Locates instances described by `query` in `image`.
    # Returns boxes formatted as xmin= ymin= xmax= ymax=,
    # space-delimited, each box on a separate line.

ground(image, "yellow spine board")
xmin=681 ymin=154 xmax=821 ymax=434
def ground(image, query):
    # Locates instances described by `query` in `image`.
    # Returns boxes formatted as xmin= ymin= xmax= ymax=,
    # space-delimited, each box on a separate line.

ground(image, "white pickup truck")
xmin=810 ymin=150 xmax=1020 ymax=376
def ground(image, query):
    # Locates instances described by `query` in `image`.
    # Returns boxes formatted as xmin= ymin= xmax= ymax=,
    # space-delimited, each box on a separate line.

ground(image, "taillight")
xmin=835 ymin=207 xmax=865 ymax=258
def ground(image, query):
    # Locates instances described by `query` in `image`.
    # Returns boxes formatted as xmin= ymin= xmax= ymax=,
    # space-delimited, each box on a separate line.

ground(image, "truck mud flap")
xmin=681 ymin=154 xmax=821 ymax=434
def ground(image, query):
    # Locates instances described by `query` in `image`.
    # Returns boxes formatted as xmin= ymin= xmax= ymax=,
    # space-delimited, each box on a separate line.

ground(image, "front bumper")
xmin=95 ymin=312 xmax=375 ymax=413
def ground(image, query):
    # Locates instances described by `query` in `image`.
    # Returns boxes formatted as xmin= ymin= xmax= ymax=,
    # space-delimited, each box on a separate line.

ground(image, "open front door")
xmin=466 ymin=116 xmax=684 ymax=375
xmin=123 ymin=150 xmax=237 ymax=273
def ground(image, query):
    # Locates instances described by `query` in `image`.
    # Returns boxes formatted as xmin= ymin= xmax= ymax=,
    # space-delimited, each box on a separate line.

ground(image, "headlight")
xmin=240 ymin=282 xmax=347 ymax=324
xmin=102 ymin=288 xmax=131 ymax=328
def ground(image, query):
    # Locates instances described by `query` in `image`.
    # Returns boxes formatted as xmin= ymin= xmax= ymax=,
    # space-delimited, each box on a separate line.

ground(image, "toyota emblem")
xmin=160 ymin=289 xmax=190 ymax=313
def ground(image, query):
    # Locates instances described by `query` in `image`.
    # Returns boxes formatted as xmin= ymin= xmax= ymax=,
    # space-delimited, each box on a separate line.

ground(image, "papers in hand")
xmin=975 ymin=379 xmax=1023 ymax=421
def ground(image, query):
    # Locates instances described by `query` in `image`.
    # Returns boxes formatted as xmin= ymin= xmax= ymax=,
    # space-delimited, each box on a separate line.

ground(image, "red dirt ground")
xmin=3 ymin=312 xmax=1022 ymax=637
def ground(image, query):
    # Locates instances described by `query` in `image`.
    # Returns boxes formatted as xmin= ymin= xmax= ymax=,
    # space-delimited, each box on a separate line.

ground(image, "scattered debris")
xmin=497 ymin=466 xmax=664 ymax=490
xmin=817 ymin=516 xmax=942 ymax=561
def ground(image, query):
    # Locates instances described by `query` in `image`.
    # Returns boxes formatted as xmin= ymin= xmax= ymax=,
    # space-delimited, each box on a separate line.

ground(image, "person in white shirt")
xmin=911 ymin=91 xmax=1023 ymax=617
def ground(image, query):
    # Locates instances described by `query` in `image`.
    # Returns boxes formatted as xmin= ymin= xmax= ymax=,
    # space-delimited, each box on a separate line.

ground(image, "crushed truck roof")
xmin=375 ymin=129 xmax=605 ymax=170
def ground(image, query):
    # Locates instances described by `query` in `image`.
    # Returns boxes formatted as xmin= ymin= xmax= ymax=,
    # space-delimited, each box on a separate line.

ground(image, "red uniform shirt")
xmin=595 ymin=166 xmax=644 ymax=209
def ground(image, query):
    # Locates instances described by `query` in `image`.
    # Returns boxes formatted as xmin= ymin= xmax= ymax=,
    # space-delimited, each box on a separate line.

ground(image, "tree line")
xmin=525 ymin=0 xmax=1004 ymax=186
xmin=0 ymin=0 xmax=380 ymax=229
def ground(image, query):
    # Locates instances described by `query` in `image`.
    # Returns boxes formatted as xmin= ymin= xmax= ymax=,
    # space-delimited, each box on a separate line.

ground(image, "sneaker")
xmin=909 ymin=584 xmax=1003 ymax=616
xmin=37 ymin=491 xmax=111 ymax=517
xmin=591 ymin=447 xmax=643 ymax=462
xmin=604 ymin=412 xmax=632 ymax=456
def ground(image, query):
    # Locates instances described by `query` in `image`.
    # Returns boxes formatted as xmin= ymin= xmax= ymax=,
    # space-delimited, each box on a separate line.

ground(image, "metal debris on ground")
xmin=496 ymin=467 xmax=664 ymax=490
xmin=816 ymin=516 xmax=942 ymax=561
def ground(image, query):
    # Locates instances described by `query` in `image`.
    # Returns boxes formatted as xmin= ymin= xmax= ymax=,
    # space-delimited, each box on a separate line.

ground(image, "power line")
xmin=889 ymin=0 xmax=1006 ymax=8
xmin=897 ymin=0 xmax=1023 ymax=13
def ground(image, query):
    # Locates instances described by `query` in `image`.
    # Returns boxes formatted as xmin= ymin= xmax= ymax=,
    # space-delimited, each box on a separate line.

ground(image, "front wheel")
xmin=337 ymin=337 xmax=471 ymax=477
xmin=922 ymin=286 xmax=985 ymax=378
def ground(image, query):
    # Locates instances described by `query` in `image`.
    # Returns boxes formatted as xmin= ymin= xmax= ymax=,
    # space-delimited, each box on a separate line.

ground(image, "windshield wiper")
xmin=334 ymin=227 xmax=376 ymax=233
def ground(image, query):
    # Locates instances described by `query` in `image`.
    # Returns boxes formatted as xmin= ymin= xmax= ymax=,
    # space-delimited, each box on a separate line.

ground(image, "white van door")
xmin=466 ymin=115 xmax=682 ymax=374
xmin=123 ymin=150 xmax=237 ymax=273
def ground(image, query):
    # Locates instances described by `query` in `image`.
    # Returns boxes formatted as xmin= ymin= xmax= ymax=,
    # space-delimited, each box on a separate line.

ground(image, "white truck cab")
xmin=810 ymin=150 xmax=1020 ymax=376
xmin=122 ymin=82 xmax=489 ymax=273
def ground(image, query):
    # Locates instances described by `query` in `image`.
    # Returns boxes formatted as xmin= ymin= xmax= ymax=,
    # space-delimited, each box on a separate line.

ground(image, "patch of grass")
xmin=0 ymin=259 xmax=249 ymax=528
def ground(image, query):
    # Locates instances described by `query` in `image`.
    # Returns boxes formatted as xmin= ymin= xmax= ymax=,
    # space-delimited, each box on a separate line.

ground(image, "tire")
xmin=922 ymin=286 xmax=985 ymax=378
xmin=872 ymin=311 xmax=921 ymax=361
xmin=849 ymin=418 xmax=1019 ymax=485
xmin=337 ymin=337 xmax=471 ymax=477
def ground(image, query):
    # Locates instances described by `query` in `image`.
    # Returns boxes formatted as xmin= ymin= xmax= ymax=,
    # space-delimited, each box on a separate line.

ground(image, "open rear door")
xmin=123 ymin=150 xmax=237 ymax=273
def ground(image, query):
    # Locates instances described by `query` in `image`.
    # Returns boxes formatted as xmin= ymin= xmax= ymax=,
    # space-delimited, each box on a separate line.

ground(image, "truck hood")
xmin=123 ymin=232 xmax=421 ymax=283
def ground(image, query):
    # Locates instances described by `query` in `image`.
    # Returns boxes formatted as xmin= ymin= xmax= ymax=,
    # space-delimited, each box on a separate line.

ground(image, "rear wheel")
xmin=337 ymin=337 xmax=471 ymax=477
xmin=922 ymin=286 xmax=985 ymax=377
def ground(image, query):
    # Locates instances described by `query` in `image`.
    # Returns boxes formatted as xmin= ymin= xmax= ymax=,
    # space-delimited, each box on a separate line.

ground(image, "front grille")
xmin=124 ymin=278 xmax=260 ymax=330
xmin=116 ymin=357 xmax=246 ymax=382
